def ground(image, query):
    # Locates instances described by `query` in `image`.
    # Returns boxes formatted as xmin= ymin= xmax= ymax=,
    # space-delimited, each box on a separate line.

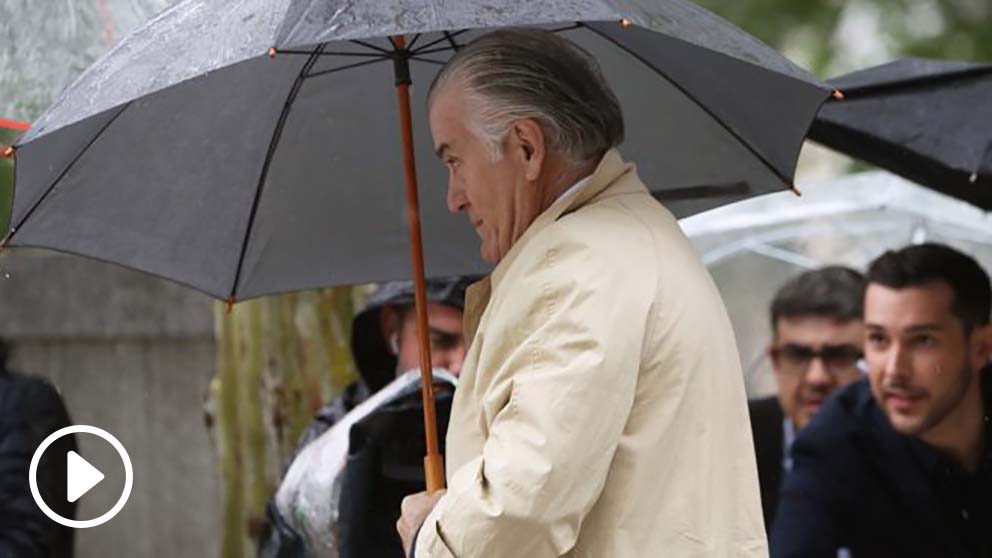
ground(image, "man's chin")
xmin=883 ymin=407 xmax=927 ymax=436
xmin=480 ymin=243 xmax=500 ymax=265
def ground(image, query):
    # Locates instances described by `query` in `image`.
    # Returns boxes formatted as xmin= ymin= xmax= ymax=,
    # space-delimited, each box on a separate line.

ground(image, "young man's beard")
xmin=891 ymin=360 xmax=974 ymax=437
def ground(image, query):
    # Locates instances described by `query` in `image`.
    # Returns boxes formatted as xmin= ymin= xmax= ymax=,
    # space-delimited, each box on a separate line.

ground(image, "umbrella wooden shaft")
xmin=392 ymin=34 xmax=445 ymax=494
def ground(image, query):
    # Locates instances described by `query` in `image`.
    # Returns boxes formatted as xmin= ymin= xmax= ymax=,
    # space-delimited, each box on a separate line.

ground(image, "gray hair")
xmin=428 ymin=28 xmax=624 ymax=165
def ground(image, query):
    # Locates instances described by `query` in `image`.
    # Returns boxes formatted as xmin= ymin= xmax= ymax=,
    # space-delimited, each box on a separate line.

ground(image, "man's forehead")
xmin=864 ymin=282 xmax=955 ymax=327
xmin=429 ymin=94 xmax=464 ymax=156
xmin=775 ymin=315 xmax=863 ymax=343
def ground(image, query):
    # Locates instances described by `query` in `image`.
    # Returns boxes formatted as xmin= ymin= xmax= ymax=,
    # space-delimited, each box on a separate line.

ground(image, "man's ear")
xmin=380 ymin=307 xmax=400 ymax=354
xmin=509 ymin=118 xmax=546 ymax=182
xmin=970 ymin=323 xmax=992 ymax=369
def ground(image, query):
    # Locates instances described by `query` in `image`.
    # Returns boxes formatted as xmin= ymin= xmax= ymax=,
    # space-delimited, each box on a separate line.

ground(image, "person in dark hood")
xmin=294 ymin=277 xmax=470 ymax=450
xmin=0 ymin=338 xmax=77 ymax=558
xmin=259 ymin=277 xmax=472 ymax=558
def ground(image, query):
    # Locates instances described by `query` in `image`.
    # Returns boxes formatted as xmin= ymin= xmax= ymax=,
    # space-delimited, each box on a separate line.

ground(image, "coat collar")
xmin=490 ymin=148 xmax=633 ymax=289
xmin=462 ymin=148 xmax=634 ymax=346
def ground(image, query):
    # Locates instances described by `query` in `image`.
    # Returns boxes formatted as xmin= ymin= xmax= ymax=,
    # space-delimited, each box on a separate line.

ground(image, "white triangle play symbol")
xmin=66 ymin=451 xmax=105 ymax=503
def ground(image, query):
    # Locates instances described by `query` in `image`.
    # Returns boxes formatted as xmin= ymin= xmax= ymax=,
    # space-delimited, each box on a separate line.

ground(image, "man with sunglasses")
xmin=749 ymin=266 xmax=866 ymax=531
xmin=771 ymin=243 xmax=992 ymax=558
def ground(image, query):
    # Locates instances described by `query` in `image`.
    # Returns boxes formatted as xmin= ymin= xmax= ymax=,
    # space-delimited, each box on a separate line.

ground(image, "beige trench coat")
xmin=416 ymin=149 xmax=767 ymax=557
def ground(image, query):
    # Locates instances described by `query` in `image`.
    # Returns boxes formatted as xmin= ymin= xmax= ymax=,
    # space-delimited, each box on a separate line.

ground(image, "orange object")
xmin=0 ymin=118 xmax=29 ymax=132
xmin=1 ymin=146 xmax=13 ymax=158
xmin=392 ymin=34 xmax=446 ymax=493
xmin=832 ymin=89 xmax=845 ymax=100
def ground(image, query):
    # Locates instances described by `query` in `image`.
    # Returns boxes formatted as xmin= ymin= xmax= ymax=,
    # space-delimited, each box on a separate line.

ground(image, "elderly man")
xmin=771 ymin=243 xmax=992 ymax=558
xmin=749 ymin=266 xmax=865 ymax=530
xmin=397 ymin=28 xmax=766 ymax=558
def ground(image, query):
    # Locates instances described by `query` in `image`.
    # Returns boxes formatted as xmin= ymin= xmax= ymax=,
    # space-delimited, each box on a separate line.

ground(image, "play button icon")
xmin=66 ymin=450 xmax=105 ymax=503
xmin=30 ymin=425 xmax=133 ymax=528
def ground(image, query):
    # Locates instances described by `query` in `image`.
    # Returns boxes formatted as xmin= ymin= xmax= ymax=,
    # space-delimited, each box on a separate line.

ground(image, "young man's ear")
xmin=971 ymin=323 xmax=992 ymax=369
xmin=510 ymin=118 xmax=546 ymax=181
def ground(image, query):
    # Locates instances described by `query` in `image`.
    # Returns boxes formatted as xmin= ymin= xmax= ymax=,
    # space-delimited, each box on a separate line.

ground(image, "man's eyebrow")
xmin=865 ymin=322 xmax=942 ymax=332
xmin=904 ymin=323 xmax=942 ymax=333
xmin=428 ymin=327 xmax=461 ymax=338
xmin=435 ymin=143 xmax=450 ymax=159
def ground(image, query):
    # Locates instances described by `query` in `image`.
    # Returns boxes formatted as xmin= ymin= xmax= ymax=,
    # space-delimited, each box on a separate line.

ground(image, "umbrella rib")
xmin=549 ymin=23 xmax=583 ymax=33
xmin=277 ymin=49 xmax=387 ymax=58
xmin=409 ymin=56 xmax=446 ymax=66
xmin=350 ymin=39 xmax=393 ymax=55
xmin=411 ymin=30 xmax=468 ymax=54
xmin=5 ymin=102 xmax=130 ymax=241
xmin=828 ymin=66 xmax=992 ymax=100
xmin=305 ymin=57 xmax=391 ymax=80
xmin=585 ymin=25 xmax=794 ymax=188
xmin=228 ymin=43 xmax=327 ymax=302
xmin=411 ymin=45 xmax=456 ymax=56
xmin=443 ymin=31 xmax=462 ymax=52
xmin=652 ymin=181 xmax=750 ymax=202
xmin=406 ymin=33 xmax=423 ymax=50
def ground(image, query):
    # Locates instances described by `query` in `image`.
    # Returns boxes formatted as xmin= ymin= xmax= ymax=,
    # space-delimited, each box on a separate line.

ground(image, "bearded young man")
xmin=771 ymin=243 xmax=992 ymax=558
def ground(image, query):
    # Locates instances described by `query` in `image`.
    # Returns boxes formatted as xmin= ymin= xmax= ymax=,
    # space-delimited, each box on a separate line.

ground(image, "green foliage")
xmin=698 ymin=0 xmax=992 ymax=77
xmin=0 ymin=128 xmax=17 ymax=233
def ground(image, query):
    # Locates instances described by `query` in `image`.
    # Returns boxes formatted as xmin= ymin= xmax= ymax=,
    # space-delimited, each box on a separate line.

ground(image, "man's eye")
xmin=911 ymin=335 xmax=937 ymax=348
xmin=867 ymin=333 xmax=888 ymax=348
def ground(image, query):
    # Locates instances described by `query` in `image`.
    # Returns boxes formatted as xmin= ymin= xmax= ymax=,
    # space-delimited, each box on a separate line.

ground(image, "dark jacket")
xmin=771 ymin=371 xmax=992 ymax=558
xmin=748 ymin=396 xmax=785 ymax=533
xmin=0 ymin=369 xmax=77 ymax=558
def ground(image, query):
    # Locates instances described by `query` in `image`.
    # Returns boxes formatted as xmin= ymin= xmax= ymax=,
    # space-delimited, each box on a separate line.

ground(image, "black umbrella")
xmin=810 ymin=58 xmax=992 ymax=211
xmin=1 ymin=0 xmax=833 ymax=490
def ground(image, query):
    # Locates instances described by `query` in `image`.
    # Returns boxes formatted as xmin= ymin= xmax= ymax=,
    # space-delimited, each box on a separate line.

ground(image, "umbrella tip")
xmin=789 ymin=183 xmax=802 ymax=197
xmin=1 ymin=145 xmax=13 ymax=158
xmin=969 ymin=172 xmax=979 ymax=183
xmin=620 ymin=18 xmax=632 ymax=29
xmin=224 ymin=297 xmax=236 ymax=313
xmin=268 ymin=47 xmax=277 ymax=59
xmin=831 ymin=89 xmax=845 ymax=100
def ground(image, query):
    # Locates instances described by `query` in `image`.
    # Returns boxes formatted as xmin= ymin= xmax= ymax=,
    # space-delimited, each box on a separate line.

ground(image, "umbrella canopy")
xmin=810 ymin=58 xmax=992 ymax=211
xmin=681 ymin=170 xmax=992 ymax=396
xmin=4 ymin=0 xmax=831 ymax=302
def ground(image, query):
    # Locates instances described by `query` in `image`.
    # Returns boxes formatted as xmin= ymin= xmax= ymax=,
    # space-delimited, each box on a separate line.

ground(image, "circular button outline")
xmin=29 ymin=425 xmax=134 ymax=528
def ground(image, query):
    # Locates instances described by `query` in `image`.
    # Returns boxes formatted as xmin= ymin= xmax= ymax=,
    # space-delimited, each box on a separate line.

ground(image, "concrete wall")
xmin=0 ymin=248 xmax=219 ymax=557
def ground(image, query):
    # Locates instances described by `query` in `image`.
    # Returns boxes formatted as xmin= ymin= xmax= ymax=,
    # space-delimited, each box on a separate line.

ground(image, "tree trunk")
xmin=209 ymin=287 xmax=361 ymax=558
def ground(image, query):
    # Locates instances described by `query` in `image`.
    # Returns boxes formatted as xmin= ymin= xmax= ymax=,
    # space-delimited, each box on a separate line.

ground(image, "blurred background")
xmin=1 ymin=1 xmax=990 ymax=556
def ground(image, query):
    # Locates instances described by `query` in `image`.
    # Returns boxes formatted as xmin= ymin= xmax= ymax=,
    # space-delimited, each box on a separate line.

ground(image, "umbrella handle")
xmin=424 ymin=454 xmax=446 ymax=493
xmin=392 ymin=34 xmax=446 ymax=493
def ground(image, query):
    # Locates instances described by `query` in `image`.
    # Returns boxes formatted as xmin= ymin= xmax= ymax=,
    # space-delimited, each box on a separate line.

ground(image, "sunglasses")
xmin=770 ymin=343 xmax=864 ymax=376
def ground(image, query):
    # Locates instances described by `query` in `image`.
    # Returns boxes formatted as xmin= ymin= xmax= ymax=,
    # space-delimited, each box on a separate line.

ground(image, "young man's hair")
xmin=866 ymin=243 xmax=991 ymax=332
xmin=770 ymin=266 xmax=866 ymax=332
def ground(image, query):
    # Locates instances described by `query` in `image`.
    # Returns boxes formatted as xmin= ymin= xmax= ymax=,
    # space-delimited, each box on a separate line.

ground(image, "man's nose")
xmin=435 ymin=346 xmax=467 ymax=376
xmin=882 ymin=344 xmax=910 ymax=383
xmin=446 ymin=180 xmax=465 ymax=214
xmin=805 ymin=357 xmax=834 ymax=387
